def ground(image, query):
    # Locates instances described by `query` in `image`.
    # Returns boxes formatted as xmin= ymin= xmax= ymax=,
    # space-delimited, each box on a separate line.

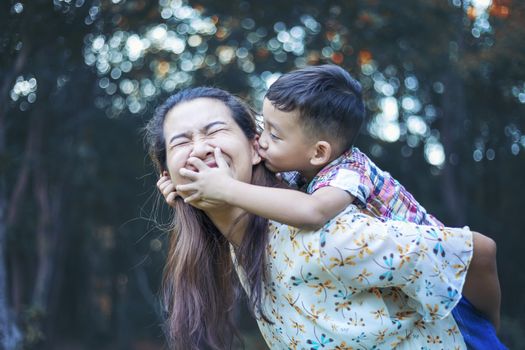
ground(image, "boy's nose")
xmin=258 ymin=131 xmax=269 ymax=150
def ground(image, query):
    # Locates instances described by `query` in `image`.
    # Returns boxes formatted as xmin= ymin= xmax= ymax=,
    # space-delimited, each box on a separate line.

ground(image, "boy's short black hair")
xmin=265 ymin=64 xmax=365 ymax=151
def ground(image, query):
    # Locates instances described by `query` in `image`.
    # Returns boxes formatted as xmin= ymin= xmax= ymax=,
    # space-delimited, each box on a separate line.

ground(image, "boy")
xmin=161 ymin=65 xmax=503 ymax=346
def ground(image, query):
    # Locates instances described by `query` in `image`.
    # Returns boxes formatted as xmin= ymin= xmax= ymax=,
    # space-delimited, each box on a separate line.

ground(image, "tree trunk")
xmin=28 ymin=111 xmax=67 ymax=347
xmin=440 ymin=70 xmax=467 ymax=226
xmin=32 ymin=181 xmax=64 ymax=311
xmin=5 ymin=115 xmax=38 ymax=316
xmin=0 ymin=31 xmax=29 ymax=350
xmin=438 ymin=5 xmax=467 ymax=226
xmin=0 ymin=184 xmax=22 ymax=350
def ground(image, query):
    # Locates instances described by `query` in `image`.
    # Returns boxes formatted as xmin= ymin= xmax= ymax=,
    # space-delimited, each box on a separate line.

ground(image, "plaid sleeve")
xmin=278 ymin=171 xmax=303 ymax=190
xmin=307 ymin=156 xmax=375 ymax=208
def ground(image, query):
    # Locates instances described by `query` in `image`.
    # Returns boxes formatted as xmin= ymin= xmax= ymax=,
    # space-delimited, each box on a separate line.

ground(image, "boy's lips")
xmin=257 ymin=150 xmax=274 ymax=169
xmin=258 ymin=150 xmax=268 ymax=162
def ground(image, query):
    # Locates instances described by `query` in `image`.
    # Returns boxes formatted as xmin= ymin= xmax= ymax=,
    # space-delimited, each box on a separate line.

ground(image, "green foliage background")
xmin=1 ymin=0 xmax=524 ymax=348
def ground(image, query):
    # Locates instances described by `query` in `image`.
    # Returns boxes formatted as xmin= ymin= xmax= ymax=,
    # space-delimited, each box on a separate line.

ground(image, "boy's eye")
xmin=270 ymin=132 xmax=281 ymax=140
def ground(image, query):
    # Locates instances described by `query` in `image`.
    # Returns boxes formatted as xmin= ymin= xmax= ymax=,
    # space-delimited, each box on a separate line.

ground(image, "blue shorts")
xmin=452 ymin=296 xmax=507 ymax=350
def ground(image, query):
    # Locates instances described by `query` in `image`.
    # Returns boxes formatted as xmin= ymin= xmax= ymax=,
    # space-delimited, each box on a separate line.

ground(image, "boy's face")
xmin=258 ymin=98 xmax=317 ymax=175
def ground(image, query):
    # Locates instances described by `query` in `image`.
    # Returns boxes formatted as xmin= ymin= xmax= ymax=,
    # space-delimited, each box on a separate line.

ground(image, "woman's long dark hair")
xmin=144 ymin=87 xmax=275 ymax=349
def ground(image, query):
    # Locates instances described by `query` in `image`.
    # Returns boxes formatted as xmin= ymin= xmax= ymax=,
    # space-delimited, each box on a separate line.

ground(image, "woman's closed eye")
xmin=170 ymin=138 xmax=191 ymax=149
xmin=208 ymin=127 xmax=226 ymax=136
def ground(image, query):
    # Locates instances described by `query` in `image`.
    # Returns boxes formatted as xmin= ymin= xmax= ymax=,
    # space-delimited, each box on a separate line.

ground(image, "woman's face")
xmin=163 ymin=97 xmax=261 ymax=188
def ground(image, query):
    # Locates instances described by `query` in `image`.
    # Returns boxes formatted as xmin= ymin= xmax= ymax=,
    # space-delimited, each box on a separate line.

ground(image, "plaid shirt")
xmin=281 ymin=148 xmax=443 ymax=226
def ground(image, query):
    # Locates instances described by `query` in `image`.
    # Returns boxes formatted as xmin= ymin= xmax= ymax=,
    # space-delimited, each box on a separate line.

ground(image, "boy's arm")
xmin=224 ymin=181 xmax=353 ymax=230
xmin=177 ymin=148 xmax=354 ymax=230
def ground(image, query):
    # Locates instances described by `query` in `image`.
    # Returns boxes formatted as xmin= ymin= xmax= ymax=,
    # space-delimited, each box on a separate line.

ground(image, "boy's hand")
xmin=176 ymin=147 xmax=234 ymax=206
xmin=157 ymin=171 xmax=177 ymax=208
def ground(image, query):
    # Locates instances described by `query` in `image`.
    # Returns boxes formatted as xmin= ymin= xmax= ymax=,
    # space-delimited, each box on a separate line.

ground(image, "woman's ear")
xmin=309 ymin=141 xmax=332 ymax=166
xmin=251 ymin=137 xmax=262 ymax=165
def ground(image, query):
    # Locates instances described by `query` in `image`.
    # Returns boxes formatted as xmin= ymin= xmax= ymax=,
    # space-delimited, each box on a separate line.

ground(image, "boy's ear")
xmin=309 ymin=141 xmax=332 ymax=166
xmin=251 ymin=137 xmax=262 ymax=165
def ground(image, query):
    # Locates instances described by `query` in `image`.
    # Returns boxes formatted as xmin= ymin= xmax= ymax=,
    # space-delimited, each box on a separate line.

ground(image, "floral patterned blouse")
xmin=233 ymin=205 xmax=472 ymax=349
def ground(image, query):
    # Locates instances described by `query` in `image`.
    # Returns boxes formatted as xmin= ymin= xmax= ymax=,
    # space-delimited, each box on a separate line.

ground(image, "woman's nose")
xmin=189 ymin=138 xmax=214 ymax=159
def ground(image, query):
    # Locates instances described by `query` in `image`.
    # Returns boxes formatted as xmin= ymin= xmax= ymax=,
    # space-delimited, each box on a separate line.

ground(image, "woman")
xmin=145 ymin=87 xmax=484 ymax=349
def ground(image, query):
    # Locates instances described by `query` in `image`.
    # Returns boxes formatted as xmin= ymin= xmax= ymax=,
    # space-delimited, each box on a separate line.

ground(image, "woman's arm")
xmin=176 ymin=148 xmax=354 ymax=230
